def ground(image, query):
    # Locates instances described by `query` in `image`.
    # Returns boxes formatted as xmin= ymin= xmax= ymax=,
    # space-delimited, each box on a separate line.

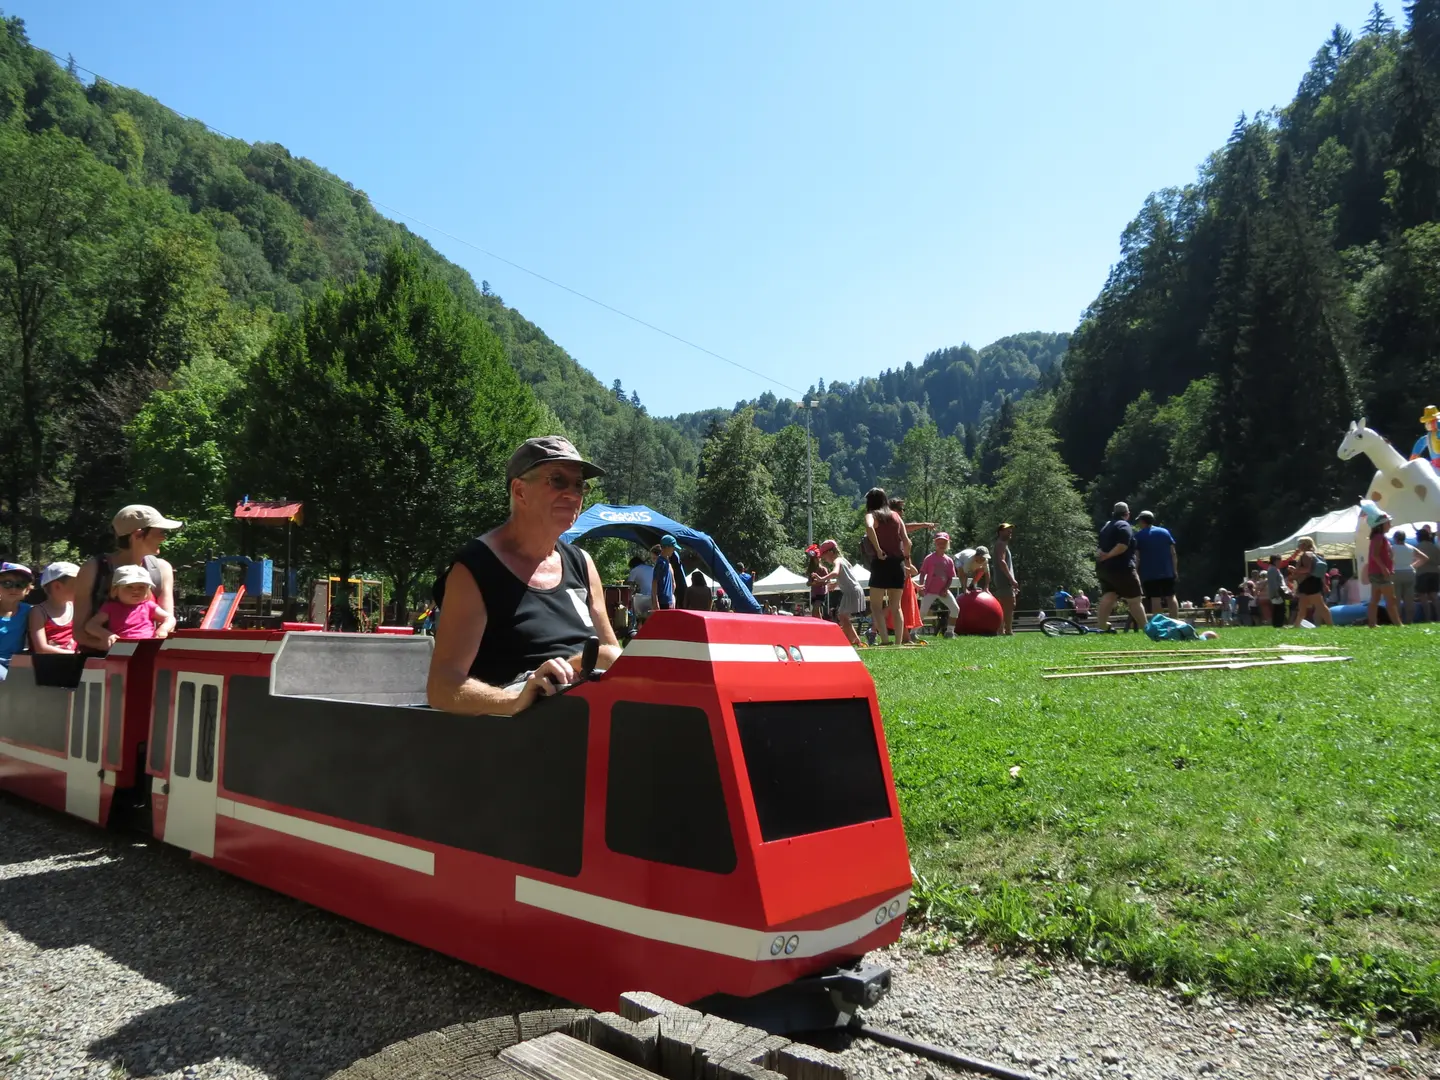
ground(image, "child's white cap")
xmin=40 ymin=561 xmax=79 ymax=586
xmin=111 ymin=564 xmax=153 ymax=589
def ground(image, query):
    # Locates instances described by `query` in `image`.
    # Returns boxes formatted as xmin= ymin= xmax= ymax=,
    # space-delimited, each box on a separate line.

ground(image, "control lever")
xmin=555 ymin=636 xmax=603 ymax=697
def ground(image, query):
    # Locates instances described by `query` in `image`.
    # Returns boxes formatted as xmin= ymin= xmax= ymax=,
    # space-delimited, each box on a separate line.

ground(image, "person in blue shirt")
xmin=0 ymin=561 xmax=34 ymax=679
xmin=651 ymin=534 xmax=680 ymax=611
xmin=1133 ymin=510 xmax=1179 ymax=619
xmin=1052 ymin=586 xmax=1072 ymax=613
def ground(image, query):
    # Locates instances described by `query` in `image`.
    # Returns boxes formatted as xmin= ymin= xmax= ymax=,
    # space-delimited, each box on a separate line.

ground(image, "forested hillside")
xmin=0 ymin=13 xmax=696 ymax=563
xmin=1054 ymin=3 xmax=1440 ymax=591
xmin=672 ymin=331 xmax=1068 ymax=498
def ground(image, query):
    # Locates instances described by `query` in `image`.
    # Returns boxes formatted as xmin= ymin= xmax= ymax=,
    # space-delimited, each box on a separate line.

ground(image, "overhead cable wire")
xmin=42 ymin=47 xmax=806 ymax=397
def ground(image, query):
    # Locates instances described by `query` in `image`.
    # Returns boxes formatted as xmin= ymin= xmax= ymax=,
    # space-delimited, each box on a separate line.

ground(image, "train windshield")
xmin=733 ymin=698 xmax=892 ymax=842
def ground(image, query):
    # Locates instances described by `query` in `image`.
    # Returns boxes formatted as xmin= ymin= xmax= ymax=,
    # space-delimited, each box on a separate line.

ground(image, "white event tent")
xmin=751 ymin=566 xmax=809 ymax=596
xmin=1244 ymin=506 xmax=1438 ymax=562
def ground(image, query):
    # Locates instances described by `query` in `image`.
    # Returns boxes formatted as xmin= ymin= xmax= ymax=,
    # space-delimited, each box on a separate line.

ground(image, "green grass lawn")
xmin=865 ymin=626 xmax=1440 ymax=1027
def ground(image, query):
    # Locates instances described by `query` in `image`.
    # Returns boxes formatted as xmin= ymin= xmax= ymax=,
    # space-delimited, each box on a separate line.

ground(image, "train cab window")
xmin=149 ymin=670 xmax=172 ymax=773
xmin=85 ymin=683 xmax=102 ymax=764
xmin=733 ymin=699 xmax=892 ymax=842
xmin=106 ymin=675 xmax=123 ymax=767
xmin=606 ymin=702 xmax=736 ymax=874
xmin=173 ymin=681 xmax=196 ymax=779
xmin=196 ymin=685 xmax=219 ymax=783
xmin=69 ymin=686 xmax=86 ymax=759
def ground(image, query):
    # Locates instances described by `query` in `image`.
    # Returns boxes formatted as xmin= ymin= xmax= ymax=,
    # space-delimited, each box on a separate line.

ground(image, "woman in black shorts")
xmin=863 ymin=487 xmax=910 ymax=645
xmin=1288 ymin=537 xmax=1333 ymax=626
xmin=1416 ymin=525 xmax=1440 ymax=622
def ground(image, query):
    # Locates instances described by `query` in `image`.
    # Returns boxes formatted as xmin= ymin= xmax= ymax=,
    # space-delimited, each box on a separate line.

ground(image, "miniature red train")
xmin=0 ymin=612 xmax=910 ymax=1027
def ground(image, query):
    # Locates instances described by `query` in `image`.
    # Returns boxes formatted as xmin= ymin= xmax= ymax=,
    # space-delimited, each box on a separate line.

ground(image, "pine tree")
xmin=695 ymin=409 xmax=787 ymax=571
xmin=1364 ymin=2 xmax=1396 ymax=35
xmin=984 ymin=407 xmax=1096 ymax=605
xmin=611 ymin=378 xmax=626 ymax=402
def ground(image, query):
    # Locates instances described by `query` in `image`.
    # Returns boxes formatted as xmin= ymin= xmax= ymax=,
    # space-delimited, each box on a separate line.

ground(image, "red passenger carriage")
xmin=0 ymin=611 xmax=909 ymax=1028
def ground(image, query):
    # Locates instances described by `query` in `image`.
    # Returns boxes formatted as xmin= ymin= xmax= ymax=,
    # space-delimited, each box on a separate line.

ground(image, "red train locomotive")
xmin=0 ymin=612 xmax=910 ymax=1028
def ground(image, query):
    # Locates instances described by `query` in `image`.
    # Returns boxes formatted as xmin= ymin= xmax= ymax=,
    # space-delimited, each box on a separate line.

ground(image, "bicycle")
xmin=1039 ymin=616 xmax=1111 ymax=637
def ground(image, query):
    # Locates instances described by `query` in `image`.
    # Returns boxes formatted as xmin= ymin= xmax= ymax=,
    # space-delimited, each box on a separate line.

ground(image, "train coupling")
xmin=699 ymin=961 xmax=892 ymax=1034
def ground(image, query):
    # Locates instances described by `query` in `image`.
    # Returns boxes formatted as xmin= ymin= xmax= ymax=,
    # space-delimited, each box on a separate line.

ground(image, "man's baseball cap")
xmin=0 ymin=562 xmax=31 ymax=580
xmin=818 ymin=539 xmax=840 ymax=554
xmin=659 ymin=534 xmax=680 ymax=549
xmin=40 ymin=561 xmax=79 ymax=586
xmin=111 ymin=564 xmax=154 ymax=589
xmin=506 ymin=436 xmax=606 ymax=482
xmin=113 ymin=505 xmax=183 ymax=536
xmin=1137 ymin=510 xmax=1155 ymax=522
xmin=997 ymin=522 xmax=1014 ymax=531
xmin=935 ymin=532 xmax=950 ymax=541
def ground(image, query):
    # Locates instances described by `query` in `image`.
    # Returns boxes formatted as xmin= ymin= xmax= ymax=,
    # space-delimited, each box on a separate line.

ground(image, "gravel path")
xmin=1 ymin=795 xmax=1436 ymax=1080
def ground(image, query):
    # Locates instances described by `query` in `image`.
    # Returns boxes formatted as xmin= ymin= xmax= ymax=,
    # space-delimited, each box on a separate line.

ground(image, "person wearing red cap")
xmin=817 ymin=540 xmax=865 ymax=648
xmin=916 ymin=533 xmax=959 ymax=638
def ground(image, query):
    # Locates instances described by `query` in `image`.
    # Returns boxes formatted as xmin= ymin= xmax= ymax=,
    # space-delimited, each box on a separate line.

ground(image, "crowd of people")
xmin=1220 ymin=514 xmax=1440 ymax=629
xmin=0 ymin=504 xmax=183 ymax=680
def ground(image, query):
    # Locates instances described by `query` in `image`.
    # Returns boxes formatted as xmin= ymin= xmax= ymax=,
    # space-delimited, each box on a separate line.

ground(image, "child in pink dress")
xmin=84 ymin=563 xmax=172 ymax=648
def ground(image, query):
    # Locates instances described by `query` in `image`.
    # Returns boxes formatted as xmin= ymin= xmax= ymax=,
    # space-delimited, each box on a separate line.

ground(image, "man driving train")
xmin=427 ymin=436 xmax=622 ymax=716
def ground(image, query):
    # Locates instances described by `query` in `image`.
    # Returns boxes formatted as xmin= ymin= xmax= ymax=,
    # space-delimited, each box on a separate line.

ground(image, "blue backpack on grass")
xmin=1143 ymin=613 xmax=1198 ymax=642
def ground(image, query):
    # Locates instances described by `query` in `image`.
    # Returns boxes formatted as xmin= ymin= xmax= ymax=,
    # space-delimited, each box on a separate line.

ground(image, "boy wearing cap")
xmin=0 ymin=562 xmax=33 ymax=678
xmin=652 ymin=534 xmax=680 ymax=612
xmin=29 ymin=562 xmax=79 ymax=653
xmin=74 ymin=504 xmax=181 ymax=652
xmin=916 ymin=534 xmax=959 ymax=637
xmin=428 ymin=436 xmax=622 ymax=716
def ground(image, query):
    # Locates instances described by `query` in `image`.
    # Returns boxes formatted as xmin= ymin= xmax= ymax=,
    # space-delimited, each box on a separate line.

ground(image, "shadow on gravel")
xmin=0 ymin=793 xmax=558 ymax=1079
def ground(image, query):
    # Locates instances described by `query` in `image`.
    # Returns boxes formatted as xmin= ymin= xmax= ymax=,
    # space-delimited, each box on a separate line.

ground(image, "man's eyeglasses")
xmin=0 ymin=580 xmax=27 ymax=591
xmin=532 ymin=472 xmax=591 ymax=495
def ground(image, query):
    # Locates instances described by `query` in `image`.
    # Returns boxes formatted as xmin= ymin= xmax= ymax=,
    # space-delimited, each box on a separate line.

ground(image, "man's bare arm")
xmin=427 ymin=563 xmax=563 ymax=716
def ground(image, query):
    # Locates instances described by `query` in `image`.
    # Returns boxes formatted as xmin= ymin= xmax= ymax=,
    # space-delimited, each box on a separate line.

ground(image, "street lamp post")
xmin=800 ymin=399 xmax=819 ymax=547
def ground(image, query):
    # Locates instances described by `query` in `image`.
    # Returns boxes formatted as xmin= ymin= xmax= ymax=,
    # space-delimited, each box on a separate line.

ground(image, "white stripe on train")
xmin=515 ymin=877 xmax=909 ymax=962
xmin=623 ymin=641 xmax=859 ymax=663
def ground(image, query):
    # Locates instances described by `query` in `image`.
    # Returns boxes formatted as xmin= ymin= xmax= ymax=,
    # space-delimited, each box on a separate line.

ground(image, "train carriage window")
xmin=85 ymin=683 xmax=102 ymax=764
xmin=733 ymin=699 xmax=892 ymax=842
xmin=196 ymin=685 xmax=219 ymax=783
xmin=606 ymin=702 xmax=736 ymax=874
xmin=173 ymin=681 xmax=196 ymax=779
xmin=106 ymin=675 xmax=124 ymax=767
xmin=223 ymin=676 xmax=588 ymax=875
xmin=69 ymin=686 xmax=85 ymax=759
xmin=149 ymin=670 xmax=171 ymax=773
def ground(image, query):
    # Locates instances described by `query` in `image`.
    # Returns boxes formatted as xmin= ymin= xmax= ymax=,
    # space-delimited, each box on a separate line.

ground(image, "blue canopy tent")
xmin=560 ymin=505 xmax=762 ymax=614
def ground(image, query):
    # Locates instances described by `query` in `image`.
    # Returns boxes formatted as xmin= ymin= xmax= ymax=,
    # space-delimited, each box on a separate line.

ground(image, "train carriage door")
xmin=64 ymin=670 xmax=104 ymax=823
xmin=165 ymin=674 xmax=222 ymax=857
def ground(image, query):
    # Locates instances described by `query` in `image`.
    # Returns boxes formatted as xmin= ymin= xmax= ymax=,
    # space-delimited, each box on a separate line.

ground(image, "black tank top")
xmin=452 ymin=537 xmax=594 ymax=687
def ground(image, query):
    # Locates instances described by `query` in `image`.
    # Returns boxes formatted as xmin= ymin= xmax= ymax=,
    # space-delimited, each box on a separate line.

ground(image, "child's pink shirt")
xmin=100 ymin=597 xmax=160 ymax=640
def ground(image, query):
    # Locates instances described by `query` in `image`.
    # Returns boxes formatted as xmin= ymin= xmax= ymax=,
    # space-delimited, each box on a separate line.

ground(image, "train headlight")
xmin=784 ymin=935 xmax=799 ymax=955
xmin=773 ymin=645 xmax=788 ymax=661
xmin=788 ymin=646 xmax=802 ymax=661
xmin=888 ymin=899 xmax=902 ymax=918
xmin=875 ymin=906 xmax=888 ymax=924
xmin=770 ymin=935 xmax=785 ymax=956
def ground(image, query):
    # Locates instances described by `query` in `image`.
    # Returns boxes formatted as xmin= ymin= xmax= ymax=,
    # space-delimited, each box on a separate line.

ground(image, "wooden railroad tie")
xmin=326 ymin=992 xmax=851 ymax=1080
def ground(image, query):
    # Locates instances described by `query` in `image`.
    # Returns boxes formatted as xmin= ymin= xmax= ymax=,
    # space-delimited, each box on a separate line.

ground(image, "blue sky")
xmin=24 ymin=1 xmax=1394 ymax=417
